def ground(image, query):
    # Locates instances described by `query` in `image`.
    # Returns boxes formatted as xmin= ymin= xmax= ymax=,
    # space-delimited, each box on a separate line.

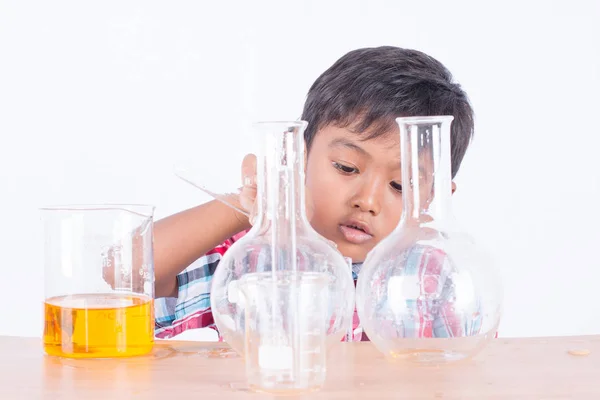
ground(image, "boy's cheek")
xmin=306 ymin=195 xmax=339 ymax=236
xmin=305 ymin=158 xmax=345 ymax=222
xmin=305 ymin=188 xmax=332 ymax=227
xmin=304 ymin=186 xmax=315 ymax=222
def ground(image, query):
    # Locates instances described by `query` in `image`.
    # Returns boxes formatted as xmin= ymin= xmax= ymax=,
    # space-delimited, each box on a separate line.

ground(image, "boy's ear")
xmin=451 ymin=181 xmax=457 ymax=194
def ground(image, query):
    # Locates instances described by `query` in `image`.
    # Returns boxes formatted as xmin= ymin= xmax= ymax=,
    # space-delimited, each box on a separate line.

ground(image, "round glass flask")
xmin=210 ymin=121 xmax=355 ymax=356
xmin=355 ymin=116 xmax=503 ymax=364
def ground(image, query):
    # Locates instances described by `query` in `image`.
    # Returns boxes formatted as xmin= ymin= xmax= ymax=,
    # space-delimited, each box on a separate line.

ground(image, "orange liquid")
xmin=43 ymin=293 xmax=154 ymax=358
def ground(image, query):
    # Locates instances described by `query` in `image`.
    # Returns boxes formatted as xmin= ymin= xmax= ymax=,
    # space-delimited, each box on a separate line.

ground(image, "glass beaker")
xmin=210 ymin=121 xmax=355 ymax=356
xmin=238 ymin=271 xmax=329 ymax=394
xmin=41 ymin=204 xmax=155 ymax=358
xmin=355 ymin=116 xmax=503 ymax=364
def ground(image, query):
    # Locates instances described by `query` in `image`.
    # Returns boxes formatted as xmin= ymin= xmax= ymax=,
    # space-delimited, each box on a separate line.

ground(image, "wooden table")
xmin=0 ymin=335 xmax=599 ymax=399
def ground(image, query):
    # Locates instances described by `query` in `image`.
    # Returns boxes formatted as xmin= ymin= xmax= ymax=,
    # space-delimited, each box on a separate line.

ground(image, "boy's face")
xmin=305 ymin=124 xmax=405 ymax=263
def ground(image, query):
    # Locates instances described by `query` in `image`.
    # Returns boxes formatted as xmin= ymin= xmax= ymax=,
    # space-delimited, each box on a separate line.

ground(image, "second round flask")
xmin=355 ymin=116 xmax=503 ymax=364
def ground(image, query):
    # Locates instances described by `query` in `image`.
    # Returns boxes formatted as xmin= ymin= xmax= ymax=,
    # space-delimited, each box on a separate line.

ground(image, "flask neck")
xmin=398 ymin=117 xmax=455 ymax=229
xmin=252 ymin=122 xmax=310 ymax=270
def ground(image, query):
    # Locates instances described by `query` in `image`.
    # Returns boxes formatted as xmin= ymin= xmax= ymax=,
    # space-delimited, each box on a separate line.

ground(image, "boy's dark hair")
xmin=301 ymin=46 xmax=474 ymax=178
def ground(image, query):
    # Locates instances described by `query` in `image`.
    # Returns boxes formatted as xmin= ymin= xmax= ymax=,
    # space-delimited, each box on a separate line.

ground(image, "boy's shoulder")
xmin=206 ymin=229 xmax=249 ymax=257
xmin=178 ymin=229 xmax=250 ymax=286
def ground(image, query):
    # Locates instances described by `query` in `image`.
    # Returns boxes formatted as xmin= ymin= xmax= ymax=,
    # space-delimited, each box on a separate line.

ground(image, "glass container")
xmin=41 ymin=204 xmax=155 ymax=358
xmin=355 ymin=116 xmax=502 ymax=364
xmin=239 ymin=271 xmax=329 ymax=394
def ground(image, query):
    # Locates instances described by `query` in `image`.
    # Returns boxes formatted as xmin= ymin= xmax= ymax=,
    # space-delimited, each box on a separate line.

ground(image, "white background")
xmin=1 ymin=0 xmax=599 ymax=339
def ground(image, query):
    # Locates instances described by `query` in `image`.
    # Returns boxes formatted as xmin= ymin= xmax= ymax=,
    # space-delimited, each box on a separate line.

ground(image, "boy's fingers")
xmin=238 ymin=153 xmax=258 ymax=218
xmin=241 ymin=153 xmax=257 ymax=187
xmin=249 ymin=196 xmax=259 ymax=226
xmin=239 ymin=185 xmax=256 ymax=213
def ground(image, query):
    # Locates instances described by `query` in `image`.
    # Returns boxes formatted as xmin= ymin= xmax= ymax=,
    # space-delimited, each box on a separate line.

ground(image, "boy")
xmin=152 ymin=46 xmax=475 ymax=340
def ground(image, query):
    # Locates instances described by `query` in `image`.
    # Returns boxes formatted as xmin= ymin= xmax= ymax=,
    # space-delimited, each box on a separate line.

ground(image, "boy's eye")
xmin=390 ymin=181 xmax=402 ymax=192
xmin=332 ymin=162 xmax=358 ymax=174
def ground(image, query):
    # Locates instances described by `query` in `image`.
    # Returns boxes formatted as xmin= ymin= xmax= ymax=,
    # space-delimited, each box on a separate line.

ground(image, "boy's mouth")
xmin=339 ymin=220 xmax=374 ymax=244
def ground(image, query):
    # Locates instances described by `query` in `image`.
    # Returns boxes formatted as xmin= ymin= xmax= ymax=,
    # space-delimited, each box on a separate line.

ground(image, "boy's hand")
xmin=238 ymin=154 xmax=335 ymax=251
xmin=239 ymin=154 xmax=337 ymax=252
xmin=238 ymin=153 xmax=318 ymax=226
xmin=239 ymin=154 xmax=258 ymax=225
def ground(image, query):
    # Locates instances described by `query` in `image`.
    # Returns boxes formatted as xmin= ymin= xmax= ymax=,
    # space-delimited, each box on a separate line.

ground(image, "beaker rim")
xmin=39 ymin=203 xmax=155 ymax=216
xmin=396 ymin=115 xmax=455 ymax=124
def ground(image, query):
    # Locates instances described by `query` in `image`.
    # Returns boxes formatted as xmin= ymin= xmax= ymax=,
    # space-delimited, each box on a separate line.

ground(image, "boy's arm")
xmin=153 ymin=198 xmax=251 ymax=298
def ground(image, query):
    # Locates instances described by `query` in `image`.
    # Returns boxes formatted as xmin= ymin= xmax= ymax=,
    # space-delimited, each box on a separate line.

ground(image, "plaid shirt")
xmin=154 ymin=231 xmax=488 ymax=341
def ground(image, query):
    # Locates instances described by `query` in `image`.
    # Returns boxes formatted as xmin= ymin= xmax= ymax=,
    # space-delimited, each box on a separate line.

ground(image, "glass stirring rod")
xmin=174 ymin=164 xmax=250 ymax=217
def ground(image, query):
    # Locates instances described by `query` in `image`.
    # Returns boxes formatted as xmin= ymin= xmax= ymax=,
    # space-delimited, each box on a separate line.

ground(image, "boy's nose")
xmin=350 ymin=181 xmax=384 ymax=216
